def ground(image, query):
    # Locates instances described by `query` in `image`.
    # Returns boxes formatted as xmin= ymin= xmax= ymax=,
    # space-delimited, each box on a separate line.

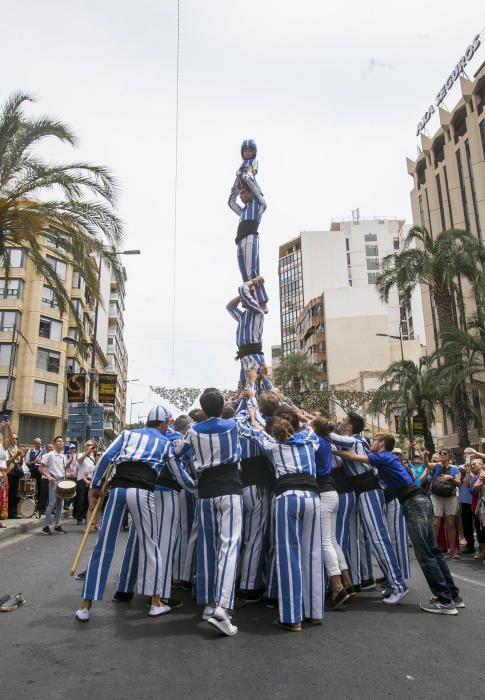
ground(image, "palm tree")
xmin=0 ymin=92 xmax=124 ymax=342
xmin=273 ymin=353 xmax=322 ymax=394
xmin=368 ymin=357 xmax=445 ymax=453
xmin=376 ymin=225 xmax=485 ymax=448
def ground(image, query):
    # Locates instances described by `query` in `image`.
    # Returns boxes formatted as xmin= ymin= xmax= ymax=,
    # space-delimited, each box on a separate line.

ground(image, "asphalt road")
xmin=1 ymin=520 xmax=484 ymax=700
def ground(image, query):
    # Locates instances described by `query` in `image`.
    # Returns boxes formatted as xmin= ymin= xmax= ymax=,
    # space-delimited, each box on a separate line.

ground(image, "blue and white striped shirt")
xmin=241 ymin=426 xmax=319 ymax=479
xmin=235 ymin=400 xmax=265 ymax=461
xmin=228 ymin=184 xmax=266 ymax=223
xmin=92 ymin=427 xmax=195 ymax=491
xmin=328 ymin=432 xmax=372 ymax=477
xmin=177 ymin=418 xmax=244 ymax=474
xmin=227 ymin=283 xmax=264 ymax=347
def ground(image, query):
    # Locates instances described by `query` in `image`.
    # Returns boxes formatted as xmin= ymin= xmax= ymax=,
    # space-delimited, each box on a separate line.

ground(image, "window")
xmin=67 ymin=359 xmax=80 ymax=373
xmin=6 ymin=249 xmax=25 ymax=268
xmin=0 ymin=344 xmax=15 ymax=366
xmin=34 ymin=381 xmax=58 ymax=405
xmin=345 ymin=238 xmax=350 ymax=251
xmin=436 ymin=173 xmax=446 ymax=231
xmin=68 ymin=327 xmax=79 ymax=342
xmin=366 ymin=258 xmax=379 ymax=271
xmin=0 ymin=278 xmax=23 ymax=299
xmin=346 ymin=253 xmax=351 ymax=265
xmin=72 ymin=271 xmax=84 ymax=290
xmin=443 ymin=166 xmax=454 ymax=227
xmin=71 ymin=299 xmax=82 ymax=315
xmin=364 ymin=233 xmax=377 ymax=242
xmin=456 ymin=149 xmax=471 ymax=231
xmin=41 ymin=286 xmax=59 ymax=309
xmin=465 ymin=139 xmax=482 ymax=240
xmin=39 ymin=316 xmax=62 ymax=341
xmin=365 ymin=245 xmax=379 ymax=257
xmin=36 ymin=348 xmax=61 ymax=373
xmin=393 ymin=238 xmax=400 ymax=250
xmin=0 ymin=377 xmax=14 ymax=400
xmin=46 ymin=254 xmax=67 ymax=281
xmin=367 ymin=272 xmax=378 ymax=284
xmin=0 ymin=310 xmax=19 ymax=332
xmin=418 ymin=195 xmax=425 ymax=227
xmin=481 ymin=120 xmax=485 ymax=159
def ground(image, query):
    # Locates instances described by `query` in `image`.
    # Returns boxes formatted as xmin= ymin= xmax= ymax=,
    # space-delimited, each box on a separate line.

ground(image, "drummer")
xmin=39 ymin=436 xmax=68 ymax=535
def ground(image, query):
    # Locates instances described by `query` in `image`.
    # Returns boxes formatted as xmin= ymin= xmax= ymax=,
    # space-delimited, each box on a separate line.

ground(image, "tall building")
xmin=406 ymin=56 xmax=485 ymax=445
xmin=0 ymin=243 xmax=128 ymax=444
xmin=278 ymin=218 xmax=426 ymax=396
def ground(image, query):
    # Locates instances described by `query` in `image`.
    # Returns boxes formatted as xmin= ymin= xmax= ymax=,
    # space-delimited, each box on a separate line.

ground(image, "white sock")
xmin=213 ymin=605 xmax=228 ymax=621
xmin=203 ymin=606 xmax=215 ymax=617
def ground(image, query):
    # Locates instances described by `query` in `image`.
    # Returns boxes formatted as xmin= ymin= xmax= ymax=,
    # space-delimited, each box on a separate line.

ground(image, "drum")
xmin=56 ymin=480 xmax=77 ymax=500
xmin=18 ymin=498 xmax=36 ymax=518
xmin=18 ymin=478 xmax=36 ymax=498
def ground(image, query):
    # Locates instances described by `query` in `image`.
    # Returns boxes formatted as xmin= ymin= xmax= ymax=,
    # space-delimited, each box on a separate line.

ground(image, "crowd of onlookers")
xmin=396 ymin=443 xmax=485 ymax=560
xmin=0 ymin=421 xmax=102 ymax=533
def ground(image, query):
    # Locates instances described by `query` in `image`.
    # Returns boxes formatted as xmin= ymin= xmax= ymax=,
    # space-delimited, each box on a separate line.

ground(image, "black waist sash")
xmin=274 ymin=473 xmax=320 ymax=498
xmin=383 ymin=488 xmax=396 ymax=504
xmin=236 ymin=219 xmax=259 ymax=243
xmin=395 ymin=483 xmax=422 ymax=505
xmin=332 ymin=468 xmax=354 ymax=494
xmin=240 ymin=455 xmax=275 ymax=489
xmin=316 ymin=474 xmax=336 ymax=493
xmin=236 ymin=343 xmax=263 ymax=360
xmin=349 ymin=471 xmax=380 ymax=495
xmin=198 ymin=463 xmax=242 ymax=499
xmin=156 ymin=470 xmax=182 ymax=492
xmin=110 ymin=462 xmax=156 ymax=492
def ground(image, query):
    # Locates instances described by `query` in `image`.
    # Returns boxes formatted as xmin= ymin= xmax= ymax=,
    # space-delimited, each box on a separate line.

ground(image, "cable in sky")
xmin=171 ymin=0 xmax=181 ymax=376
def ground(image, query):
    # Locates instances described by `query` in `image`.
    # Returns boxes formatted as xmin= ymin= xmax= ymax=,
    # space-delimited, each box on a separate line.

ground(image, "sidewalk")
xmin=0 ymin=510 xmax=70 ymax=543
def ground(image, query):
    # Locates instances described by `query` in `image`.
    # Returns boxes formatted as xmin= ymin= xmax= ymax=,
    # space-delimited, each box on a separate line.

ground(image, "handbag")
xmin=431 ymin=467 xmax=456 ymax=497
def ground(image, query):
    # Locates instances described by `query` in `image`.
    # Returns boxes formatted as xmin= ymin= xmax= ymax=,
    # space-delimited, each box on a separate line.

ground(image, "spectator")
xmin=0 ymin=420 xmax=13 ymax=527
xmin=40 ymin=436 xmax=67 ymax=535
xmin=6 ymin=432 xmax=23 ymax=519
xmin=74 ymin=441 xmax=95 ymax=525
xmin=38 ymin=443 xmax=54 ymax=514
xmin=458 ymin=448 xmax=476 ymax=555
xmin=471 ymin=457 xmax=485 ymax=560
xmin=25 ymin=438 xmax=45 ymax=504
xmin=426 ymin=448 xmax=461 ymax=559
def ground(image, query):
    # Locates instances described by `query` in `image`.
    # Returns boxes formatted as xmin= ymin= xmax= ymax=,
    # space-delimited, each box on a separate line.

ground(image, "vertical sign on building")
xmin=98 ymin=373 xmax=117 ymax=404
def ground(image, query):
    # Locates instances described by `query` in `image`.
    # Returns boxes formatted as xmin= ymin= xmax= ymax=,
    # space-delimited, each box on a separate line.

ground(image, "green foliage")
xmin=0 ymin=92 xmax=124 ymax=343
xmin=273 ymin=353 xmax=322 ymax=393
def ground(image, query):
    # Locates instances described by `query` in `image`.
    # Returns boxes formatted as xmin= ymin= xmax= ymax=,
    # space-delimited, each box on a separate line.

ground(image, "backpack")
xmin=431 ymin=467 xmax=456 ymax=497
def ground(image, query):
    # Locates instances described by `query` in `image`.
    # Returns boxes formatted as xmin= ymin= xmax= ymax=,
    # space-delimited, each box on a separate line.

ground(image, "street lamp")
xmin=376 ymin=329 xmax=413 ymax=456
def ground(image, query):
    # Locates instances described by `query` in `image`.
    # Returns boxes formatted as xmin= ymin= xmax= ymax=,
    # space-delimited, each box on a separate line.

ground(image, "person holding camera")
xmin=425 ymin=448 xmax=461 ymax=558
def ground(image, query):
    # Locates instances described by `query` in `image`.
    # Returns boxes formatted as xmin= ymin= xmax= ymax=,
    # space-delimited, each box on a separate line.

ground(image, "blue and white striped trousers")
xmin=359 ymin=524 xmax=374 ymax=582
xmin=237 ymin=234 xmax=269 ymax=304
xmin=172 ymin=490 xmax=196 ymax=581
xmin=117 ymin=487 xmax=179 ymax=599
xmin=82 ymin=487 xmax=161 ymax=601
xmin=182 ymin=504 xmax=198 ymax=583
xmin=275 ymin=491 xmax=324 ymax=624
xmin=336 ymin=491 xmax=360 ymax=585
xmin=358 ymin=489 xmax=407 ymax=593
xmin=196 ymin=495 xmax=243 ymax=609
xmin=240 ymin=353 xmax=266 ymax=387
xmin=385 ymin=498 xmax=411 ymax=580
xmin=239 ymin=485 xmax=270 ymax=591
xmin=265 ymin=494 xmax=278 ymax=599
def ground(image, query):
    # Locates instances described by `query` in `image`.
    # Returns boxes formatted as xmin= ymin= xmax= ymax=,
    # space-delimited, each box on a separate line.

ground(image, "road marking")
xmin=451 ymin=572 xmax=485 ymax=589
xmin=0 ymin=529 xmax=40 ymax=551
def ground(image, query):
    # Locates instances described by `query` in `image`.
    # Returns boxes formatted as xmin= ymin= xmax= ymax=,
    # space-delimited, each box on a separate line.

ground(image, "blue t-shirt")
xmin=428 ymin=464 xmax=459 ymax=483
xmin=412 ymin=464 xmax=426 ymax=487
xmin=366 ymin=451 xmax=414 ymax=491
xmin=315 ymin=436 xmax=333 ymax=477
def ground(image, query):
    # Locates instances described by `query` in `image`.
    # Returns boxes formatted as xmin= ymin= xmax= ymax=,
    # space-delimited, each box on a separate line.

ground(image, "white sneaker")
xmin=149 ymin=604 xmax=171 ymax=617
xmin=202 ymin=606 xmax=215 ymax=621
xmin=382 ymin=589 xmax=409 ymax=605
xmin=75 ymin=608 xmax=90 ymax=623
xmin=207 ymin=615 xmax=238 ymax=636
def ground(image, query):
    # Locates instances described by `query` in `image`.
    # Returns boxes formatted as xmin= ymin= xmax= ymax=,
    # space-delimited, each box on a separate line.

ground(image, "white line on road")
xmin=451 ymin=572 xmax=485 ymax=589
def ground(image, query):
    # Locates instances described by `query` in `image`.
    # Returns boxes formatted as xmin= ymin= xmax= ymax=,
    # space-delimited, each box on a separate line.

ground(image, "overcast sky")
xmin=1 ymin=1 xmax=484 ymax=419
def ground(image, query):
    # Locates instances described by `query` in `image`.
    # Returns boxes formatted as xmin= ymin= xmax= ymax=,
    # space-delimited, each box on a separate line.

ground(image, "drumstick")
xmin=69 ymin=463 xmax=114 ymax=577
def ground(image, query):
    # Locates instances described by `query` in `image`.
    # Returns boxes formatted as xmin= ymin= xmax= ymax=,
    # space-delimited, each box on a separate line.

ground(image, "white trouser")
xmin=320 ymin=490 xmax=348 ymax=577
